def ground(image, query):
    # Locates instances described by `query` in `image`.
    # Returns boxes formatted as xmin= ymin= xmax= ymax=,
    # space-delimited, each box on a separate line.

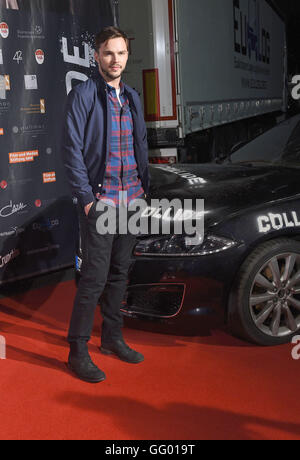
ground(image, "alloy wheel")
xmin=250 ymin=253 xmax=300 ymax=337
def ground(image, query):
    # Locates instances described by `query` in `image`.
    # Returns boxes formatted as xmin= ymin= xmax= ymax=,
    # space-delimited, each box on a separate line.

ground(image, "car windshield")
xmin=230 ymin=115 xmax=300 ymax=167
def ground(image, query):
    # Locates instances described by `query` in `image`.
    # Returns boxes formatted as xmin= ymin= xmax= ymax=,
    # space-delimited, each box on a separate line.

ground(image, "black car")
xmin=76 ymin=114 xmax=300 ymax=346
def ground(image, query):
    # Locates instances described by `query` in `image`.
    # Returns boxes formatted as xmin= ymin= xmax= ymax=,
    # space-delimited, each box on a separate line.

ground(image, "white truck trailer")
xmin=117 ymin=0 xmax=287 ymax=163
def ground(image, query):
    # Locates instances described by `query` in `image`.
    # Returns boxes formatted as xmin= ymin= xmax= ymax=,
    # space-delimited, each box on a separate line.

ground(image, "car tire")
xmin=228 ymin=238 xmax=300 ymax=346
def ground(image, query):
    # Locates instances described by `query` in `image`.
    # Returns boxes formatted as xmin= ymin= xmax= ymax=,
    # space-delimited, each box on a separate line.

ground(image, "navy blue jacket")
xmin=62 ymin=74 xmax=150 ymax=208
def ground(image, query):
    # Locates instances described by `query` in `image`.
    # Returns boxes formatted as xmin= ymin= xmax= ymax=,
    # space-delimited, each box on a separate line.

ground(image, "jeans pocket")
xmin=87 ymin=201 xmax=97 ymax=219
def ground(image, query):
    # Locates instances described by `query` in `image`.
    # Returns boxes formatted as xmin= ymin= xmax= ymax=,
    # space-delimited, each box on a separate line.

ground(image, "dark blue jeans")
xmin=68 ymin=202 xmax=137 ymax=348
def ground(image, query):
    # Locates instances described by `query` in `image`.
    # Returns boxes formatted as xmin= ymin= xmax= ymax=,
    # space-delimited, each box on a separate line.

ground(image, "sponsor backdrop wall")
xmin=0 ymin=0 xmax=115 ymax=284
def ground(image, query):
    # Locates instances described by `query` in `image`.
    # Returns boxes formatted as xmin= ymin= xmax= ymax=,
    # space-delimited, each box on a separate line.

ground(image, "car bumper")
xmin=123 ymin=245 xmax=246 ymax=324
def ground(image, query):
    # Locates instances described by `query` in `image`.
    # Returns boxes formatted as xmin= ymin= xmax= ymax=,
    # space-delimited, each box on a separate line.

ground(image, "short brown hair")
xmin=95 ymin=26 xmax=129 ymax=52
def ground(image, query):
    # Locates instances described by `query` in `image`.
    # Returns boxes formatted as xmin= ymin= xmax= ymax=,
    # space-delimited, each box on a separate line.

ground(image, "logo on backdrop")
xmin=17 ymin=25 xmax=45 ymax=40
xmin=0 ymin=249 xmax=20 ymax=269
xmin=0 ymin=180 xmax=7 ymax=190
xmin=9 ymin=150 xmax=39 ymax=164
xmin=34 ymin=26 xmax=43 ymax=35
xmin=4 ymin=75 xmax=10 ymax=90
xmin=0 ymin=227 xmax=25 ymax=238
xmin=20 ymin=100 xmax=45 ymax=115
xmin=40 ymin=99 xmax=45 ymax=113
xmin=32 ymin=219 xmax=59 ymax=232
xmin=13 ymin=51 xmax=23 ymax=64
xmin=0 ymin=100 xmax=10 ymax=113
xmin=24 ymin=75 xmax=38 ymax=90
xmin=0 ymin=22 xmax=9 ymax=39
xmin=43 ymin=172 xmax=56 ymax=183
xmin=0 ymin=201 xmax=28 ymax=218
xmin=61 ymin=36 xmax=95 ymax=94
xmin=35 ymin=49 xmax=44 ymax=64
xmin=12 ymin=124 xmax=46 ymax=136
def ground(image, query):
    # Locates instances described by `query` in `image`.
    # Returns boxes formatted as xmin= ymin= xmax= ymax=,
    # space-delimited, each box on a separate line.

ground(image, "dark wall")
xmin=1 ymin=0 xmax=115 ymax=18
xmin=274 ymin=0 xmax=300 ymax=74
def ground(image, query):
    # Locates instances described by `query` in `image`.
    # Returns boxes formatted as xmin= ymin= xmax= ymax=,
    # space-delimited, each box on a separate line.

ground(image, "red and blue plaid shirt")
xmin=98 ymin=82 xmax=145 ymax=207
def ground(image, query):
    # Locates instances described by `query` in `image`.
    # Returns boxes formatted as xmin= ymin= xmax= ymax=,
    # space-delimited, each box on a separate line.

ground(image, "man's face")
xmin=95 ymin=37 xmax=129 ymax=83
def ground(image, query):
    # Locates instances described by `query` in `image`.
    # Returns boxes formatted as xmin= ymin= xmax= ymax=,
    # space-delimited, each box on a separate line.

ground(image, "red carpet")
xmin=0 ymin=280 xmax=300 ymax=440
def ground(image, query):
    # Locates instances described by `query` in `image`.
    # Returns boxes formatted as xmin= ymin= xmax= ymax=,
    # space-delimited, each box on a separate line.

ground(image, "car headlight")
xmin=134 ymin=234 xmax=239 ymax=257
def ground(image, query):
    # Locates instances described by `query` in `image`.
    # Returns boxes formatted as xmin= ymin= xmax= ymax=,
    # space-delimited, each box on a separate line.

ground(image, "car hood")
xmin=148 ymin=163 xmax=300 ymax=228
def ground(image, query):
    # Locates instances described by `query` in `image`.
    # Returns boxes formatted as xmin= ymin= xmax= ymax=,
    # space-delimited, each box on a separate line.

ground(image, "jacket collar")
xmin=95 ymin=72 xmax=134 ymax=97
xmin=95 ymin=72 xmax=107 ymax=93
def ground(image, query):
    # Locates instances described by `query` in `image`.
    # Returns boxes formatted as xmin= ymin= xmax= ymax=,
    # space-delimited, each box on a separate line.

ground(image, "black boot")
xmin=100 ymin=339 xmax=144 ymax=364
xmin=68 ymin=343 xmax=106 ymax=383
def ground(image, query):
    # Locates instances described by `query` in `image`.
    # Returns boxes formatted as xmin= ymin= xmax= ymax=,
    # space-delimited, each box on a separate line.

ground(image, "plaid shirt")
xmin=98 ymin=82 xmax=145 ymax=207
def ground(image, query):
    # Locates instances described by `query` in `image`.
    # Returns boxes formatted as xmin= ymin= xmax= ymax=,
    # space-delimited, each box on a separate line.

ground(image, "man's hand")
xmin=85 ymin=202 xmax=94 ymax=216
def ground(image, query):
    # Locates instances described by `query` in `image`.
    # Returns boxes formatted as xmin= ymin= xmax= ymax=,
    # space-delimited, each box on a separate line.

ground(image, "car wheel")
xmin=228 ymin=238 xmax=300 ymax=346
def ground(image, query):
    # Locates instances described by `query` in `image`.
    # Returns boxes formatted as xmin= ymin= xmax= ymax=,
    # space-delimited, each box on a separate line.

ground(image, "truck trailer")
xmin=117 ymin=0 xmax=287 ymax=163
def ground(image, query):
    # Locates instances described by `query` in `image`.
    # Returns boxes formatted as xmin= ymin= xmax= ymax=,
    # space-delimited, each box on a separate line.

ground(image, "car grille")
xmin=122 ymin=284 xmax=185 ymax=318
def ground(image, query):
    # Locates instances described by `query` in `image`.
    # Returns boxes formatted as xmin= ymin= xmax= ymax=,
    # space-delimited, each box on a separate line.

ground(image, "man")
xmin=62 ymin=27 xmax=150 ymax=383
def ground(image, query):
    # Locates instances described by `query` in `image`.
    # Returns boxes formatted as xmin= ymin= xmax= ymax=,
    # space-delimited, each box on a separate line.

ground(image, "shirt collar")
xmin=107 ymin=81 xmax=125 ymax=96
